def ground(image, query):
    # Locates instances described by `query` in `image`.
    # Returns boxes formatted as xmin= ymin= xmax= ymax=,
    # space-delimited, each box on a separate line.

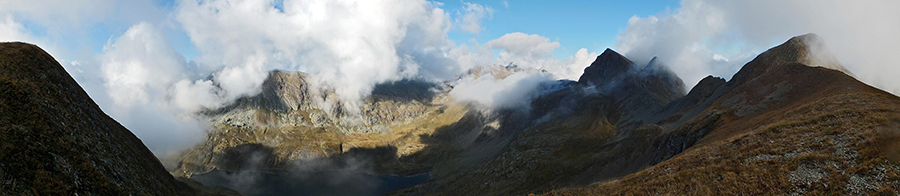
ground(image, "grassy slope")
xmin=544 ymin=63 xmax=900 ymax=195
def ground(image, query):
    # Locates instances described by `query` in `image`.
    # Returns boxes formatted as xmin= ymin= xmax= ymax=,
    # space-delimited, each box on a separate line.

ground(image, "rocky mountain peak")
xmin=639 ymin=56 xmax=684 ymax=93
xmin=577 ymin=48 xmax=635 ymax=87
xmin=730 ymin=33 xmax=854 ymax=86
xmin=260 ymin=70 xmax=312 ymax=111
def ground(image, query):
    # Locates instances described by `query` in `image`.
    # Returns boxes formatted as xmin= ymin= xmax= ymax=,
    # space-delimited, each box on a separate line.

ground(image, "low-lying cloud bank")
xmin=450 ymin=71 xmax=555 ymax=110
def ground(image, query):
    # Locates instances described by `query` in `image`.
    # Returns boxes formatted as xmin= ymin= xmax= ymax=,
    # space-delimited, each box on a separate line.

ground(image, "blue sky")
xmin=442 ymin=0 xmax=679 ymax=58
xmin=48 ymin=0 xmax=680 ymax=62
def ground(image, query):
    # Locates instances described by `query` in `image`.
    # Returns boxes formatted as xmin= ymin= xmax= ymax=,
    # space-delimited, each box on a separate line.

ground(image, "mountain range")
xmin=1 ymin=33 xmax=898 ymax=195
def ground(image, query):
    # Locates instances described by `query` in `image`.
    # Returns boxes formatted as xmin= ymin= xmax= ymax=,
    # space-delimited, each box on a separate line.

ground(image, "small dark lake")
xmin=192 ymin=170 xmax=430 ymax=196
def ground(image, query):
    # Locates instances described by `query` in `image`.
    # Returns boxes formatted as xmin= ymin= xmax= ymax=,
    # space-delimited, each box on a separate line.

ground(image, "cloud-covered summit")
xmin=616 ymin=0 xmax=900 ymax=95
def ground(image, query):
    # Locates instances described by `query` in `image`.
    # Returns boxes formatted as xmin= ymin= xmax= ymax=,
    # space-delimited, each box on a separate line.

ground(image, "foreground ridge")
xmin=0 ymin=42 xmax=238 ymax=196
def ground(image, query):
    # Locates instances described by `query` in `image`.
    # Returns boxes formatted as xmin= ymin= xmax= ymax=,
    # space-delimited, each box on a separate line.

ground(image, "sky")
xmin=2 ymin=0 xmax=899 ymax=158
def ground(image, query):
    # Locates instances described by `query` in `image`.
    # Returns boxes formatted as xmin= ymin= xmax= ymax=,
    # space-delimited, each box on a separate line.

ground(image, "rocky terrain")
xmin=0 ymin=42 xmax=238 ymax=195
xmin=0 ymin=27 xmax=900 ymax=195
xmin=394 ymin=44 xmax=691 ymax=196
xmin=171 ymin=33 xmax=900 ymax=195
xmin=170 ymin=62 xmax=559 ymax=195
xmin=542 ymin=33 xmax=900 ymax=195
xmin=8 ymin=32 xmax=894 ymax=195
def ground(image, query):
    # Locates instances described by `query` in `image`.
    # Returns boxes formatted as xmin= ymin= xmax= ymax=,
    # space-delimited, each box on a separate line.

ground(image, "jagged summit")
xmin=730 ymin=33 xmax=854 ymax=86
xmin=577 ymin=48 xmax=635 ymax=87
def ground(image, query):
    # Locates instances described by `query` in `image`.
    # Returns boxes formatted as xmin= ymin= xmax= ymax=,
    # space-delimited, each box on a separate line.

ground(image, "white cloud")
xmin=99 ymin=22 xmax=208 ymax=156
xmin=101 ymin=22 xmax=187 ymax=108
xmin=457 ymin=2 xmax=493 ymax=34
xmin=616 ymin=0 xmax=900 ymax=95
xmin=447 ymin=40 xmax=494 ymax=72
xmin=487 ymin=32 xmax=560 ymax=59
xmin=0 ymin=15 xmax=30 ymax=42
xmin=2 ymin=0 xmax=604 ymax=157
xmin=176 ymin=0 xmax=455 ymax=110
xmin=485 ymin=32 xmax=598 ymax=80
xmin=712 ymin=54 xmax=728 ymax=62
xmin=450 ymin=72 xmax=554 ymax=109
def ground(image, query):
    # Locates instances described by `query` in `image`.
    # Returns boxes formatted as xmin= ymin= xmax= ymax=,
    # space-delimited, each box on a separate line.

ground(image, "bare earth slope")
xmin=0 ymin=42 xmax=238 ymax=196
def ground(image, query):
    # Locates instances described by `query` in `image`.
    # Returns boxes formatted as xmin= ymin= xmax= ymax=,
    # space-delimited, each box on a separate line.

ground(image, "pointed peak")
xmin=594 ymin=48 xmax=632 ymax=66
xmin=730 ymin=33 xmax=854 ymax=86
xmin=599 ymin=48 xmax=626 ymax=59
xmin=643 ymin=56 xmax=661 ymax=71
xmin=577 ymin=48 xmax=635 ymax=86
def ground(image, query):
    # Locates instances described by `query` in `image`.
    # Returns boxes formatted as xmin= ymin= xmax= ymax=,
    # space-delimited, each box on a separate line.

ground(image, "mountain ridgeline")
xmin=0 ymin=43 xmax=238 ymax=195
xmin=175 ymin=33 xmax=900 ymax=195
xmin=2 ymin=33 xmax=899 ymax=195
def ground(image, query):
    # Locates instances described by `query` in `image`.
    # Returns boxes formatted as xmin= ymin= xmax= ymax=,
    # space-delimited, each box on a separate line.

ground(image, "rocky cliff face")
xmin=0 ymin=42 xmax=237 ymax=196
xmin=173 ymin=64 xmax=558 ymax=195
xmin=175 ymin=73 xmax=453 ymax=177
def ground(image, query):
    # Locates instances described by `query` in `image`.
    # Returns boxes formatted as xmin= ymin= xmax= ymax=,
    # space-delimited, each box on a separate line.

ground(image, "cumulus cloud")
xmin=2 ymin=0 xmax=600 ymax=157
xmin=101 ymin=22 xmax=186 ymax=108
xmin=99 ymin=22 xmax=208 ymax=156
xmin=176 ymin=0 xmax=456 ymax=111
xmin=447 ymin=40 xmax=495 ymax=71
xmin=486 ymin=32 xmax=598 ymax=80
xmin=487 ymin=32 xmax=560 ymax=59
xmin=457 ymin=2 xmax=494 ymax=34
xmin=616 ymin=0 xmax=900 ymax=95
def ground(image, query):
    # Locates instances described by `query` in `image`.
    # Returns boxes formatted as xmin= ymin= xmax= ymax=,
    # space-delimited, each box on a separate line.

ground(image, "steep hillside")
xmin=544 ymin=34 xmax=900 ymax=195
xmin=0 ymin=42 xmax=238 ymax=196
xmin=393 ymin=48 xmax=689 ymax=195
xmin=173 ymin=64 xmax=543 ymax=195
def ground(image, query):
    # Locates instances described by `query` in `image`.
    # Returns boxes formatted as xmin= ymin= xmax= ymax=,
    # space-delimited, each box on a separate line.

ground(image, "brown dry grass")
xmin=544 ymin=66 xmax=900 ymax=195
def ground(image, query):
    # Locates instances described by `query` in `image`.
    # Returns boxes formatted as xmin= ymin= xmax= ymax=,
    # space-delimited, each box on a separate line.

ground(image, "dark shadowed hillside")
xmin=0 ymin=42 xmax=239 ymax=196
